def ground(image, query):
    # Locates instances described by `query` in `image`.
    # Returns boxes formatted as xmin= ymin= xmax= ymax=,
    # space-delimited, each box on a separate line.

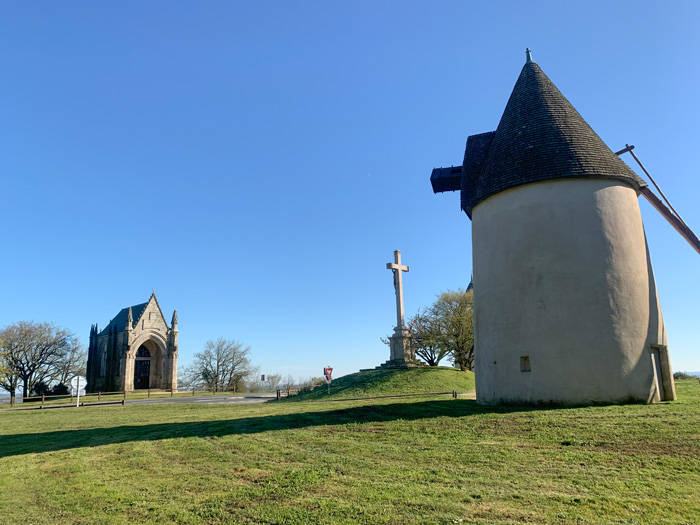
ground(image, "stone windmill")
xmin=431 ymin=50 xmax=697 ymax=405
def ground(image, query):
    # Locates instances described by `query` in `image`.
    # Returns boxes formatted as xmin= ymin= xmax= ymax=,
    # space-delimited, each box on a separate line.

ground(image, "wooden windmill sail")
xmin=615 ymin=145 xmax=700 ymax=256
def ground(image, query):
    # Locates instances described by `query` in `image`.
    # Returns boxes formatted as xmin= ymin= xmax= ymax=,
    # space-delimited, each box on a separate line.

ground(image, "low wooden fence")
xmin=275 ymin=389 xmax=299 ymax=400
xmin=275 ymin=389 xmax=466 ymax=402
xmin=3 ymin=387 xmax=248 ymax=409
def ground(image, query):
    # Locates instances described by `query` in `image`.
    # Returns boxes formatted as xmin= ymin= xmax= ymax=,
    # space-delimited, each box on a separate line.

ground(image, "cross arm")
xmin=387 ymin=263 xmax=409 ymax=272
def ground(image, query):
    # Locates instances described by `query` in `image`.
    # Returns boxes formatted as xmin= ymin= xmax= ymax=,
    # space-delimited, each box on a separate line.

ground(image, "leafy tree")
xmin=406 ymin=309 xmax=451 ymax=366
xmin=430 ymin=289 xmax=474 ymax=371
xmin=181 ymin=338 xmax=254 ymax=392
xmin=0 ymin=321 xmax=83 ymax=399
xmin=383 ymin=288 xmax=474 ymax=369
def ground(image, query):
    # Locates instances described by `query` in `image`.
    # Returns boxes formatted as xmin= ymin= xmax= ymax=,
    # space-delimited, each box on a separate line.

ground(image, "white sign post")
xmin=71 ymin=376 xmax=87 ymax=407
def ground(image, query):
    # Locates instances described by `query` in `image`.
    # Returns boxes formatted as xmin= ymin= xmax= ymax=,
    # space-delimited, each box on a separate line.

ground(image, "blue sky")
xmin=1 ymin=1 xmax=699 ymax=381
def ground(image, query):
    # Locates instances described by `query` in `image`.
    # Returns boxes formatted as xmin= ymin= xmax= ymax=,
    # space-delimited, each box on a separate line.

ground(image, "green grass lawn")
xmin=284 ymin=367 xmax=476 ymax=401
xmin=0 ymin=372 xmax=698 ymax=524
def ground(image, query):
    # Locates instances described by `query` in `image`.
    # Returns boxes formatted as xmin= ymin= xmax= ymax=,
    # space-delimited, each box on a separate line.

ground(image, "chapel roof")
xmin=459 ymin=55 xmax=646 ymax=216
xmin=99 ymin=302 xmax=147 ymax=336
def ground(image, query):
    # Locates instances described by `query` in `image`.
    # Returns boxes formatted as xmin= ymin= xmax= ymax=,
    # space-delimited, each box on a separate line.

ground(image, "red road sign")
xmin=323 ymin=367 xmax=333 ymax=381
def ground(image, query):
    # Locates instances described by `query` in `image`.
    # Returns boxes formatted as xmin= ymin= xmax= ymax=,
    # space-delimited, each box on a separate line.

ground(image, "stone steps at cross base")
xmin=359 ymin=359 xmax=427 ymax=372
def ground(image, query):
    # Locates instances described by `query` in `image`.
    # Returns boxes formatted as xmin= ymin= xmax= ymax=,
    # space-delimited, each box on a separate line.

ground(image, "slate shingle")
xmin=98 ymin=302 xmax=147 ymax=335
xmin=460 ymin=61 xmax=645 ymax=217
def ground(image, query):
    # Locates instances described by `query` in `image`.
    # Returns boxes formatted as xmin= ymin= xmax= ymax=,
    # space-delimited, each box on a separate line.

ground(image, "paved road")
xmin=2 ymin=393 xmax=277 ymax=411
xmin=125 ymin=394 xmax=276 ymax=406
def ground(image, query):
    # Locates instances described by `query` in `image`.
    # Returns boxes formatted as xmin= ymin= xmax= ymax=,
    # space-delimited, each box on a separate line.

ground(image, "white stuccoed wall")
xmin=472 ymin=177 xmax=673 ymax=405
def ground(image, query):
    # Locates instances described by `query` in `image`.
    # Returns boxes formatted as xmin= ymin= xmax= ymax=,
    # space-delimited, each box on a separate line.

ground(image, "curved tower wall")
xmin=472 ymin=177 xmax=670 ymax=405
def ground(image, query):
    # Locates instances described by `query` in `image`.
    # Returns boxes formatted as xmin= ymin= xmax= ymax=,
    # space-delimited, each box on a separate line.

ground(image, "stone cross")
xmin=386 ymin=250 xmax=409 ymax=331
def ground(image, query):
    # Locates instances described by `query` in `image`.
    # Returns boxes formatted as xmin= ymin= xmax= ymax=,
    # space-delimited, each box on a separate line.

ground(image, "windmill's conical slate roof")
xmin=460 ymin=60 xmax=645 ymax=216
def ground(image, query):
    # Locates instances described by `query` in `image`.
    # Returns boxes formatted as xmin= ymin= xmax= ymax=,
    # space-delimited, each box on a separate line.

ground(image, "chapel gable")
xmin=133 ymin=294 xmax=169 ymax=333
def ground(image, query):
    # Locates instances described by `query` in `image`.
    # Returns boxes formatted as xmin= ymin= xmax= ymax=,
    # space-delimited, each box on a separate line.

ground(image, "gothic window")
xmin=136 ymin=346 xmax=151 ymax=358
xmin=99 ymin=341 xmax=107 ymax=377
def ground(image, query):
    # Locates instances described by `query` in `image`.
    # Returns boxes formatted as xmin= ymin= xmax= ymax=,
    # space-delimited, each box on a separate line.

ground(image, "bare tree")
xmin=297 ymin=376 xmax=325 ymax=394
xmin=281 ymin=374 xmax=296 ymax=394
xmin=0 ymin=343 xmax=20 ymax=405
xmin=0 ymin=321 xmax=78 ymax=398
xmin=183 ymin=338 xmax=254 ymax=393
xmin=264 ymin=373 xmax=282 ymax=393
xmin=47 ymin=338 xmax=87 ymax=387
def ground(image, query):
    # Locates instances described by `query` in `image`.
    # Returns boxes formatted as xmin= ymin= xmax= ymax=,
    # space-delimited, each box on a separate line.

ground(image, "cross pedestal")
xmin=374 ymin=250 xmax=424 ymax=370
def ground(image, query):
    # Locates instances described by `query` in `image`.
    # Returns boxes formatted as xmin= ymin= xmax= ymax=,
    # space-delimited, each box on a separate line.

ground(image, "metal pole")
xmin=626 ymin=145 xmax=688 ymax=226
xmin=616 ymin=144 xmax=700 ymax=255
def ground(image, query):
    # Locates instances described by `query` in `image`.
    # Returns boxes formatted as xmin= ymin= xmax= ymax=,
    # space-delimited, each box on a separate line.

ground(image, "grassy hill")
xmin=1 ymin=380 xmax=699 ymax=523
xmin=283 ymin=367 xmax=475 ymax=402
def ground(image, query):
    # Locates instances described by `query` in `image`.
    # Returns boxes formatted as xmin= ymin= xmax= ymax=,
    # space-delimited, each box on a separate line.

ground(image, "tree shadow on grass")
xmin=0 ymin=399 xmax=562 ymax=458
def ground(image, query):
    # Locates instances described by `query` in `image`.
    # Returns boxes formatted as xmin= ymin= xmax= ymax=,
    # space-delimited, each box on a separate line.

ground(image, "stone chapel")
xmin=86 ymin=292 xmax=178 ymax=392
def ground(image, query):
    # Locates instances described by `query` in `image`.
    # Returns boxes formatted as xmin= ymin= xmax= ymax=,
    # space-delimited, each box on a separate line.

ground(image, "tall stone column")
xmin=375 ymin=250 xmax=423 ymax=369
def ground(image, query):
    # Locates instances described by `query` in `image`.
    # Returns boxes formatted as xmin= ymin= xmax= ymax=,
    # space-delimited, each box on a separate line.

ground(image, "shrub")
xmin=297 ymin=376 xmax=325 ymax=394
xmin=673 ymin=371 xmax=696 ymax=380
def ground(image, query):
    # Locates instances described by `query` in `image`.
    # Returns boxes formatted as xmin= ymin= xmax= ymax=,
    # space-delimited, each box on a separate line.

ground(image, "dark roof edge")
xmin=464 ymin=173 xmax=643 ymax=218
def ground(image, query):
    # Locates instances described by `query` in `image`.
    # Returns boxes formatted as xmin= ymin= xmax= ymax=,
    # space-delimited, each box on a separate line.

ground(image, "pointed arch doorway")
xmin=125 ymin=335 xmax=167 ymax=391
xmin=134 ymin=345 xmax=151 ymax=389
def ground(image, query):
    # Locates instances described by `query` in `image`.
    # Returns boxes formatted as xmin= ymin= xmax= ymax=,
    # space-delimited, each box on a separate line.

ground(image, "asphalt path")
xmin=125 ymin=394 xmax=276 ymax=406
xmin=2 ymin=393 xmax=277 ymax=411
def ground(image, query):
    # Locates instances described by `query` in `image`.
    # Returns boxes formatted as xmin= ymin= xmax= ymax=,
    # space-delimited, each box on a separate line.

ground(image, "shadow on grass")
xmin=0 ymin=399 xmax=552 ymax=458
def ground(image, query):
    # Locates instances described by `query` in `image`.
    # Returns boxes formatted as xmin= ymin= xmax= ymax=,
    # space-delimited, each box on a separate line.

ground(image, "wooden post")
xmin=41 ymin=394 xmax=45 ymax=408
xmin=98 ymin=392 xmax=101 ymax=401
xmin=192 ymin=387 xmax=195 ymax=396
xmin=276 ymin=389 xmax=281 ymax=401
